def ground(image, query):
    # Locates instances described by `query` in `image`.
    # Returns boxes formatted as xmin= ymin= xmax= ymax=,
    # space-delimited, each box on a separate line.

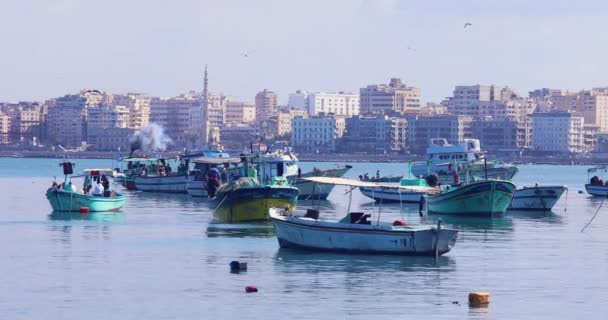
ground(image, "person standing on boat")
xmin=92 ymin=180 xmax=104 ymax=196
xmin=207 ymin=165 xmax=221 ymax=198
xmin=101 ymin=175 xmax=111 ymax=197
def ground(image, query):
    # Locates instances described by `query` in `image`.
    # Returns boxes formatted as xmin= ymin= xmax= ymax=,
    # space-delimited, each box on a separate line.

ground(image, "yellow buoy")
xmin=469 ymin=291 xmax=490 ymax=307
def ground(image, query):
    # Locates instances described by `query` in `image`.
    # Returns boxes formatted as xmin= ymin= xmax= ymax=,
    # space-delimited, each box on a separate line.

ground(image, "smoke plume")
xmin=130 ymin=123 xmax=172 ymax=155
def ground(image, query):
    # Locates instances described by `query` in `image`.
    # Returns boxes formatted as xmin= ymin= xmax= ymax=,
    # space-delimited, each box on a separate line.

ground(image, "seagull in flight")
xmin=241 ymin=50 xmax=255 ymax=58
xmin=407 ymin=45 xmax=416 ymax=52
xmin=464 ymin=22 xmax=472 ymax=28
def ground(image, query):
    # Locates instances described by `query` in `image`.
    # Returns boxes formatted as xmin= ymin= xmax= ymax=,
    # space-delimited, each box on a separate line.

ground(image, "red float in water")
xmin=80 ymin=207 xmax=90 ymax=214
xmin=245 ymin=286 xmax=258 ymax=293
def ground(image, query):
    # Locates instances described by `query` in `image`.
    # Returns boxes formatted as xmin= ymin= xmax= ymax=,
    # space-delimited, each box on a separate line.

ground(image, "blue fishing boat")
xmin=46 ymin=162 xmax=126 ymax=212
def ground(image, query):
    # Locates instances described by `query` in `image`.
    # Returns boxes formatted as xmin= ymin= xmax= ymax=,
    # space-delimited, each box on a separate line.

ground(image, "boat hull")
xmin=290 ymin=167 xmax=351 ymax=200
xmin=585 ymin=184 xmax=608 ymax=196
xmin=509 ymin=185 xmax=567 ymax=211
xmin=186 ymin=179 xmax=209 ymax=197
xmin=214 ymin=187 xmax=299 ymax=223
xmin=359 ymin=186 xmax=424 ymax=203
xmin=46 ymin=189 xmax=126 ymax=212
xmin=132 ymin=175 xmax=188 ymax=193
xmin=412 ymin=164 xmax=518 ymax=182
xmin=426 ymin=180 xmax=516 ymax=217
xmin=270 ymin=209 xmax=458 ymax=256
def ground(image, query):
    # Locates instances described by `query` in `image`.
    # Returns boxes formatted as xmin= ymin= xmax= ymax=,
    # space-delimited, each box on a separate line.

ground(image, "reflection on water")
xmin=425 ymin=215 xmax=513 ymax=232
xmin=206 ymin=223 xmax=275 ymax=238
xmin=48 ymin=211 xmax=125 ymax=222
xmin=274 ymin=248 xmax=456 ymax=273
xmin=507 ymin=210 xmax=563 ymax=223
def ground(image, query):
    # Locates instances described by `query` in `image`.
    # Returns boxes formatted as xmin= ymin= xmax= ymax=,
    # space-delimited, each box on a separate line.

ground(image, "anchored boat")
xmin=360 ymin=163 xmax=440 ymax=203
xmin=585 ymin=166 xmax=608 ymax=196
xmin=213 ymin=177 xmax=299 ymax=223
xmin=411 ymin=138 xmax=518 ymax=182
xmin=509 ymin=185 xmax=567 ymax=211
xmin=46 ymin=162 xmax=126 ymax=212
xmin=291 ymin=165 xmax=352 ymax=200
xmin=269 ymin=177 xmax=458 ymax=256
xmin=426 ymin=179 xmax=516 ymax=218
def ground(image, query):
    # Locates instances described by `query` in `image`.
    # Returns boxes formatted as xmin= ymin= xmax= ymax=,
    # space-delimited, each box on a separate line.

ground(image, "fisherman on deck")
xmin=92 ymin=180 xmax=104 ymax=196
xmin=206 ymin=165 xmax=221 ymax=198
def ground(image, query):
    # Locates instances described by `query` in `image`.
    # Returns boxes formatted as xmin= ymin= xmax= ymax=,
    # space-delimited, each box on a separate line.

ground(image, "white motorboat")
xmin=269 ymin=177 xmax=458 ymax=256
xmin=411 ymin=138 xmax=518 ymax=182
xmin=509 ymin=185 xmax=567 ymax=211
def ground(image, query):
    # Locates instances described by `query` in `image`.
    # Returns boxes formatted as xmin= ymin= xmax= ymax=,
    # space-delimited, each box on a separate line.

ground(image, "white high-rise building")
xmin=307 ymin=92 xmax=359 ymax=116
xmin=532 ymin=112 xmax=584 ymax=154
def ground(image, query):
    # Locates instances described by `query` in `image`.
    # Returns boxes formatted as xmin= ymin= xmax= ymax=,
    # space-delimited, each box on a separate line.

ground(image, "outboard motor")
xmin=425 ymin=173 xmax=439 ymax=187
xmin=60 ymin=161 xmax=74 ymax=175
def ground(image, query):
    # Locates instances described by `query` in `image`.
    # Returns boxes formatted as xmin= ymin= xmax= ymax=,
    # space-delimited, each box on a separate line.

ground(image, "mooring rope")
xmin=581 ymin=197 xmax=604 ymax=232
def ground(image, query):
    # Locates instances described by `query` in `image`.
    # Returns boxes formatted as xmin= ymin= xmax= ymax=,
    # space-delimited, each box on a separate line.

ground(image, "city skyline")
xmin=2 ymin=0 xmax=608 ymax=103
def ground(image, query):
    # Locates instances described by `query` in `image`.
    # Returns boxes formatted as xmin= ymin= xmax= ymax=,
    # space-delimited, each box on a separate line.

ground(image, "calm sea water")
xmin=0 ymin=158 xmax=607 ymax=319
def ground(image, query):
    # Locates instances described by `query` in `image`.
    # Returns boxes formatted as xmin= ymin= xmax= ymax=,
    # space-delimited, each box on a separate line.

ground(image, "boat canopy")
xmin=120 ymin=157 xmax=158 ymax=162
xmin=191 ymin=157 xmax=242 ymax=165
xmin=588 ymin=166 xmax=608 ymax=173
xmin=301 ymin=177 xmax=441 ymax=194
xmin=82 ymin=169 xmax=124 ymax=178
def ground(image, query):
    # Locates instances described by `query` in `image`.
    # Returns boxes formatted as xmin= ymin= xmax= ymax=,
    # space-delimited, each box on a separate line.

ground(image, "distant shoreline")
xmin=0 ymin=150 xmax=605 ymax=165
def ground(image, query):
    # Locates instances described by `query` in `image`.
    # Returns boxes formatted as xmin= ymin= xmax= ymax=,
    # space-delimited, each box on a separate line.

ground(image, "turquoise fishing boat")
xmin=425 ymin=180 xmax=516 ymax=218
xmin=46 ymin=162 xmax=126 ymax=212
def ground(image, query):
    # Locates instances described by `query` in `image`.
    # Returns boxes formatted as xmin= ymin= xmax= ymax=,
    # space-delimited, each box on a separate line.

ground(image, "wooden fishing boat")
xmin=213 ymin=177 xmax=299 ymax=223
xmin=46 ymin=164 xmax=126 ymax=212
xmin=509 ymin=185 xmax=567 ymax=211
xmin=269 ymin=177 xmax=458 ymax=256
xmin=359 ymin=163 xmax=438 ymax=203
xmin=426 ymin=180 xmax=516 ymax=218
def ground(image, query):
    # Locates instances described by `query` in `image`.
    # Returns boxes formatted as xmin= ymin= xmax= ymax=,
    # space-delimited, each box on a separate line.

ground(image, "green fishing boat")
xmin=46 ymin=162 xmax=126 ymax=212
xmin=425 ymin=180 xmax=516 ymax=218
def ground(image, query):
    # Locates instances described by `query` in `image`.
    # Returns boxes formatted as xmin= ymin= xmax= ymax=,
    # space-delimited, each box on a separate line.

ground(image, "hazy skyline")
xmin=2 ymin=0 xmax=608 ymax=103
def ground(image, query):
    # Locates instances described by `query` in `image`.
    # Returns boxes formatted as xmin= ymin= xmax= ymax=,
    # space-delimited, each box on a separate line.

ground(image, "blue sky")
xmin=1 ymin=0 xmax=607 ymax=103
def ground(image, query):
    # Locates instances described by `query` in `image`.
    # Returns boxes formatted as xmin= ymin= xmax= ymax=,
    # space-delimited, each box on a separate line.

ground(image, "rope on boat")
xmin=214 ymin=194 xmax=229 ymax=211
xmin=581 ymin=197 xmax=604 ymax=232
xmin=563 ymin=188 xmax=569 ymax=214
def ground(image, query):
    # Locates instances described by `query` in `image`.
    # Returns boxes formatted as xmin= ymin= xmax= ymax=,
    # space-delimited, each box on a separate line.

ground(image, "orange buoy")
xmin=80 ymin=207 xmax=90 ymax=214
xmin=245 ymin=286 xmax=258 ymax=293
xmin=469 ymin=291 xmax=490 ymax=307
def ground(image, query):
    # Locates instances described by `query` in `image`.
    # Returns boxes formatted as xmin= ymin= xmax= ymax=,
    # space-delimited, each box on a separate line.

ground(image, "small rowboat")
xmin=269 ymin=177 xmax=459 ymax=256
xmin=46 ymin=163 xmax=126 ymax=212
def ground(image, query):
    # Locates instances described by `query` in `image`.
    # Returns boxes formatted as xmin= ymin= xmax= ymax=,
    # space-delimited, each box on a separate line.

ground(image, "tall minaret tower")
xmin=201 ymin=65 xmax=210 ymax=146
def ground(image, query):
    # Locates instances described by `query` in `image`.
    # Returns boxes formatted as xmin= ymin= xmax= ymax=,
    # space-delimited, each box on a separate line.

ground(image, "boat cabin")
xmin=189 ymin=156 xmax=244 ymax=182
xmin=426 ymin=138 xmax=484 ymax=162
xmin=254 ymin=152 xmax=299 ymax=185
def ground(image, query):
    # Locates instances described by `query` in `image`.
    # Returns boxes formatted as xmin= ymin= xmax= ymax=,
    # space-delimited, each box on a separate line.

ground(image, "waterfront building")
xmin=45 ymin=94 xmax=87 ymax=148
xmin=0 ymin=112 xmax=10 ymax=144
xmin=291 ymin=114 xmax=338 ymax=153
xmin=341 ymin=115 xmax=394 ymax=154
xmin=447 ymin=85 xmax=504 ymax=116
xmin=406 ymin=114 xmax=473 ymax=154
xmin=595 ymin=133 xmax=608 ymax=153
xmin=0 ymin=102 xmax=44 ymax=144
xmin=307 ymin=92 xmax=359 ymax=116
xmin=359 ymin=78 xmax=420 ymax=115
xmin=531 ymin=112 xmax=584 ymax=154
xmin=390 ymin=117 xmax=408 ymax=152
xmin=471 ymin=118 xmax=520 ymax=152
xmin=255 ymin=89 xmax=278 ymax=122
xmin=87 ymin=127 xmax=135 ymax=151
xmin=225 ymin=101 xmax=256 ymax=124
xmin=221 ymin=123 xmax=258 ymax=148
